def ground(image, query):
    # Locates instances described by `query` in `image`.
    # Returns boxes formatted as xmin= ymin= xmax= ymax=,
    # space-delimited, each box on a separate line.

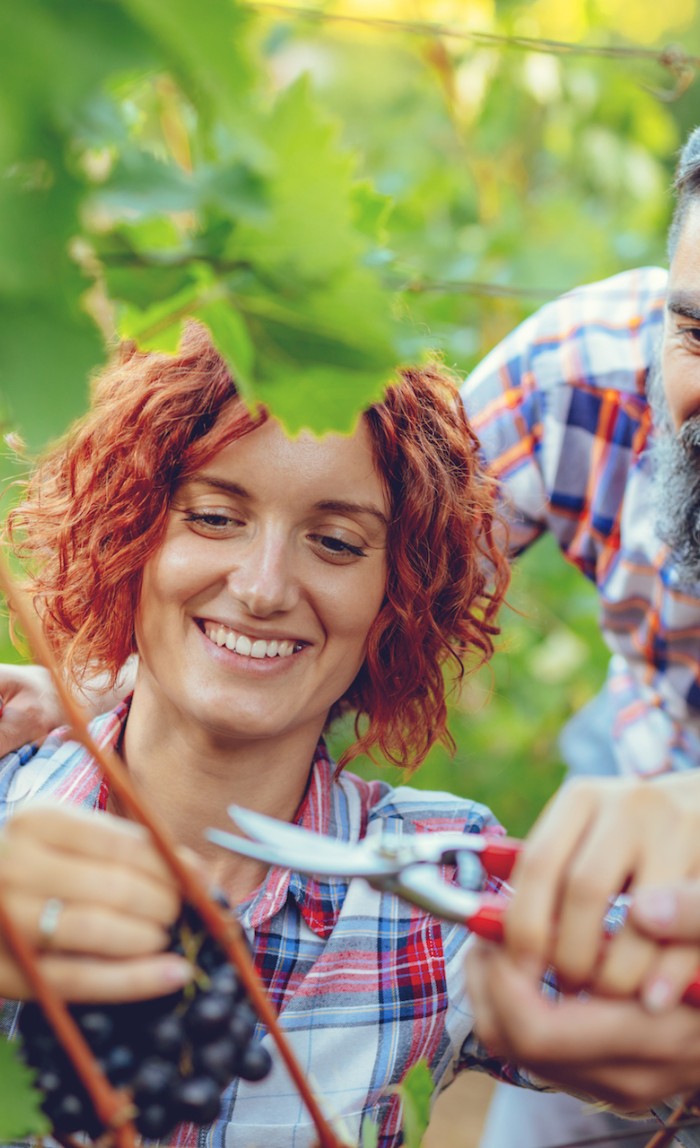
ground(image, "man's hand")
xmin=0 ymin=804 xmax=193 ymax=1002
xmin=465 ymin=939 xmax=700 ymax=1112
xmin=0 ymin=659 xmax=137 ymax=757
xmin=504 ymin=773 xmax=700 ymax=1009
xmin=0 ymin=664 xmax=67 ymax=755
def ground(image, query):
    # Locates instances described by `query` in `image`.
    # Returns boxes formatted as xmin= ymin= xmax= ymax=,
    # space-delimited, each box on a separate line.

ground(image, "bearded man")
xmin=463 ymin=126 xmax=700 ymax=1148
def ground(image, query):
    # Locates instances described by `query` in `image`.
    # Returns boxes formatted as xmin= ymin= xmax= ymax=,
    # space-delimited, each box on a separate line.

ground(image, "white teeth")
xmin=203 ymin=624 xmax=299 ymax=660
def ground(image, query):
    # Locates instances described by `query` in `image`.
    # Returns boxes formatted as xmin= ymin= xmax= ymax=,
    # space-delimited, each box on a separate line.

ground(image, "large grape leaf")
xmin=232 ymin=78 xmax=362 ymax=283
xmin=119 ymin=0 xmax=254 ymax=127
xmin=393 ymin=1060 xmax=433 ymax=1148
xmin=0 ymin=1037 xmax=50 ymax=1141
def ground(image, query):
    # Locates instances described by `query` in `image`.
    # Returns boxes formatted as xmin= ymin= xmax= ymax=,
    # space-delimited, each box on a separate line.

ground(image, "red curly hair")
xmin=5 ymin=323 xmax=509 ymax=769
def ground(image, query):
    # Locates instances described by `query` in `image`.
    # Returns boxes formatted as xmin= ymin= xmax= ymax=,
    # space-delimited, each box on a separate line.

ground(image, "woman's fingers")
xmin=0 ymin=836 xmax=180 ymax=926
xmin=0 ymin=804 xmax=204 ymax=1001
xmin=5 ymin=804 xmax=179 ymax=885
xmin=0 ymin=950 xmax=194 ymax=1003
xmin=1 ymin=891 xmax=170 ymax=958
xmin=0 ymin=806 xmax=187 ymax=926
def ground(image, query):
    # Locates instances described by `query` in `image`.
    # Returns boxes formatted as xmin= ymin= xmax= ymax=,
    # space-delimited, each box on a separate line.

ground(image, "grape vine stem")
xmin=0 ymin=554 xmax=347 ymax=1148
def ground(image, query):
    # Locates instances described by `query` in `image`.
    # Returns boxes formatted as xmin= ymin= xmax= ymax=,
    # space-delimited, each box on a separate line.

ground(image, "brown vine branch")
xmin=644 ymin=1089 xmax=700 ymax=1148
xmin=0 ymin=897 xmax=136 ymax=1147
xmin=246 ymin=3 xmax=699 ymax=75
xmin=0 ymin=555 xmax=347 ymax=1148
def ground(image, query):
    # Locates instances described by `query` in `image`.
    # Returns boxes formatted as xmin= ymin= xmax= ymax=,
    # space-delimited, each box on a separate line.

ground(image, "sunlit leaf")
xmin=394 ymin=1060 xmax=433 ymax=1148
xmin=196 ymin=297 xmax=255 ymax=400
xmin=0 ymin=1037 xmax=50 ymax=1140
xmin=119 ymin=0 xmax=254 ymax=126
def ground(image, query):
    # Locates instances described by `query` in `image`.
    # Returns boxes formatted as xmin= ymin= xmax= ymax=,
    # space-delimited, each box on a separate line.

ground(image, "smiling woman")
xmin=0 ymin=323 xmax=515 ymax=1146
xmin=7 ymin=322 xmax=700 ymax=1146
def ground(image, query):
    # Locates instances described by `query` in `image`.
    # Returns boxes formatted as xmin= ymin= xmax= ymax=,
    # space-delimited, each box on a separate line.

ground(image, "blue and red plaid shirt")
xmin=462 ymin=265 xmax=700 ymax=777
xmin=0 ymin=705 xmax=534 ymax=1148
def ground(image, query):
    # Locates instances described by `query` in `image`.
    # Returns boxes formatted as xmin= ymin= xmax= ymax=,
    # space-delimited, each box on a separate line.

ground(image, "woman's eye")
xmin=183 ymin=511 xmax=242 ymax=533
xmin=312 ymin=534 xmax=367 ymax=560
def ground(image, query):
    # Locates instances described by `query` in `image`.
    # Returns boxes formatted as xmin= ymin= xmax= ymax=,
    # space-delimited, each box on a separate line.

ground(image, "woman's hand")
xmin=0 ymin=804 xmax=193 ymax=1002
xmin=465 ymin=938 xmax=700 ymax=1112
xmin=504 ymin=772 xmax=700 ymax=1009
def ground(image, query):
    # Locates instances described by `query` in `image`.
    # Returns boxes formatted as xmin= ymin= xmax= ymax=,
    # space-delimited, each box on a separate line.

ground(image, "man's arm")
xmin=0 ymin=658 xmax=137 ymax=754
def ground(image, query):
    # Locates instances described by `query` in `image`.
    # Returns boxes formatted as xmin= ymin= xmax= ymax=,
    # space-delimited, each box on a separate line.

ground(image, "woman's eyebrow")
xmin=186 ymin=475 xmax=249 ymax=497
xmin=183 ymin=480 xmax=387 ymax=527
xmin=315 ymin=499 xmax=388 ymax=527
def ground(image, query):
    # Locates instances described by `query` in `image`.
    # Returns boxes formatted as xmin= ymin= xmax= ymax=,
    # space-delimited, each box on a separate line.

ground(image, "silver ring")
xmin=37 ymin=897 xmax=63 ymax=949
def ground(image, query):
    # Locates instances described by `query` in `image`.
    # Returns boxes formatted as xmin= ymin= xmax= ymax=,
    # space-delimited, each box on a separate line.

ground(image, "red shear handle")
xmin=480 ymin=836 xmax=523 ymax=881
xmin=465 ymin=895 xmax=507 ymax=943
xmin=681 ymin=977 xmax=700 ymax=1008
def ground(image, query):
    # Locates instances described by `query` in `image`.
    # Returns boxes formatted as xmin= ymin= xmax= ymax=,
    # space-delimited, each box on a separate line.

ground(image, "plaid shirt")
xmin=0 ymin=705 xmax=533 ymax=1148
xmin=462 ymin=265 xmax=700 ymax=777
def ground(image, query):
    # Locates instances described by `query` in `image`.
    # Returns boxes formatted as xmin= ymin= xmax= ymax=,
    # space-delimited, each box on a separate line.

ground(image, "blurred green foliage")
xmin=1 ymin=0 xmax=696 ymax=837
xmin=1 ymin=0 xmax=698 ymax=1134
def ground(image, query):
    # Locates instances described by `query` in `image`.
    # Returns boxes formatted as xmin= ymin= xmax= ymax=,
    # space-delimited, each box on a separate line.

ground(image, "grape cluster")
xmin=19 ymin=909 xmax=272 ymax=1141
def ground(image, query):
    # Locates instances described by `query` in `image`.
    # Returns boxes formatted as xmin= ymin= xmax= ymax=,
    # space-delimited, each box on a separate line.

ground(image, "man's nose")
xmin=227 ymin=531 xmax=299 ymax=617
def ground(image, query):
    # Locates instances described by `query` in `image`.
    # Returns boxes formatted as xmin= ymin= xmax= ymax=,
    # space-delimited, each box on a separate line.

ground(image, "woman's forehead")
xmin=189 ymin=416 xmax=389 ymax=512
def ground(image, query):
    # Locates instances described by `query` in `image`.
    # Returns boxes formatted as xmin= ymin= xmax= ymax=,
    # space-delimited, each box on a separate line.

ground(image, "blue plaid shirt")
xmin=462 ymin=265 xmax=700 ymax=777
xmin=0 ymin=706 xmax=537 ymax=1148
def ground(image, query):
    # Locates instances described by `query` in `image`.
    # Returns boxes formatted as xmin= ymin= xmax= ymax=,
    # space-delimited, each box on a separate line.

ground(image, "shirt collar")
xmin=83 ymin=706 xmax=360 ymax=941
xmin=243 ymin=740 xmax=360 ymax=939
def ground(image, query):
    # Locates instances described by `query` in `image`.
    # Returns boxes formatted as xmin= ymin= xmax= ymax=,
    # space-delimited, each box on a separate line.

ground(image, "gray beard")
xmin=649 ymin=361 xmax=700 ymax=585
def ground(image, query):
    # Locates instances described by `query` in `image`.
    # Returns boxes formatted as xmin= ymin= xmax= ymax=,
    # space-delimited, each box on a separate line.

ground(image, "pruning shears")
xmin=207 ymin=806 xmax=700 ymax=1010
xmin=207 ymin=805 xmax=522 ymax=943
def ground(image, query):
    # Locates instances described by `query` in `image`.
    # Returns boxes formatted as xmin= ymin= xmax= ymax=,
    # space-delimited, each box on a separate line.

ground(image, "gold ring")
xmin=37 ymin=897 xmax=63 ymax=949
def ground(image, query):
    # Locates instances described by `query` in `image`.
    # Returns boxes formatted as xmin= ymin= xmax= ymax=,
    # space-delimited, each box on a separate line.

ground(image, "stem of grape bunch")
xmin=0 ymin=556 xmax=347 ymax=1148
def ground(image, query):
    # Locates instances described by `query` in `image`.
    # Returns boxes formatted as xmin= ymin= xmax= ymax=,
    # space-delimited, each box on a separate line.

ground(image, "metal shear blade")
xmin=220 ymin=803 xmax=508 ymax=872
xmin=206 ymin=824 xmax=399 ymax=878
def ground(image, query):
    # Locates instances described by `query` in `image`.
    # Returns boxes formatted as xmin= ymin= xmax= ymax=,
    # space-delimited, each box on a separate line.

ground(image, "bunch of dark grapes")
xmin=18 ymin=906 xmax=272 ymax=1141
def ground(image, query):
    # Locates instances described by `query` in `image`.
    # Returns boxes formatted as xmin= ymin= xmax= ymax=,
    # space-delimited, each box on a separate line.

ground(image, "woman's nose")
xmin=227 ymin=532 xmax=299 ymax=618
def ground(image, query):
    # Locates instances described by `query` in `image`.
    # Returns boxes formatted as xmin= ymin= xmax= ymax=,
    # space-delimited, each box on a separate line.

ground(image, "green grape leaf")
xmin=351 ymin=180 xmax=393 ymax=244
xmin=254 ymin=363 xmax=390 ymax=437
xmin=0 ymin=1036 xmax=50 ymax=1140
xmin=394 ymin=1060 xmax=433 ymax=1148
xmin=238 ymin=263 xmax=403 ymax=433
xmin=360 ymin=1116 xmax=380 ymax=1148
xmin=95 ymin=151 xmax=196 ymax=216
xmin=233 ymin=78 xmax=361 ymax=283
xmin=195 ymin=298 xmax=255 ymax=400
xmin=119 ymin=0 xmax=254 ymax=126
xmin=117 ymin=266 xmax=218 ymax=351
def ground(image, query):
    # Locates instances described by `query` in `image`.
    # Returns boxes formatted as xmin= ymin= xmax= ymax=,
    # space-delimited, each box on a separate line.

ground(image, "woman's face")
xmin=134 ymin=416 xmax=389 ymax=749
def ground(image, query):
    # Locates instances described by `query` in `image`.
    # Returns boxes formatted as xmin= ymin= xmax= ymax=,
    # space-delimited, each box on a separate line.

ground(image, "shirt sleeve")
xmin=460 ymin=267 xmax=667 ymax=577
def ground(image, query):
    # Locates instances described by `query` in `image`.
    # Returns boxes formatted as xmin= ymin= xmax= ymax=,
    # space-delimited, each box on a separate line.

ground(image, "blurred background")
xmin=2 ymin=0 xmax=699 ymax=837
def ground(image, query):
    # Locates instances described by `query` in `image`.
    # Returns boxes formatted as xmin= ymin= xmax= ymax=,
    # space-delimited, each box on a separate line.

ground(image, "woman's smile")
xmin=132 ymin=416 xmax=389 ymax=749
xmin=201 ymin=620 xmax=304 ymax=659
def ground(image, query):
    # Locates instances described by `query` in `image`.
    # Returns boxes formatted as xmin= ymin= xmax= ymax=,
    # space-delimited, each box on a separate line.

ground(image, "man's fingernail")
xmin=634 ymin=888 xmax=678 ymax=927
xmin=163 ymin=957 xmax=194 ymax=987
xmin=642 ymin=976 xmax=675 ymax=1014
